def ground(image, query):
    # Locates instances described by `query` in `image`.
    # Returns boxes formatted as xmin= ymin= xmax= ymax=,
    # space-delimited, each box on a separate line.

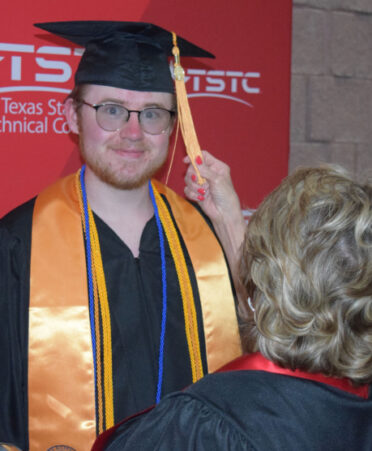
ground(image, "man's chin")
xmin=88 ymin=163 xmax=164 ymax=190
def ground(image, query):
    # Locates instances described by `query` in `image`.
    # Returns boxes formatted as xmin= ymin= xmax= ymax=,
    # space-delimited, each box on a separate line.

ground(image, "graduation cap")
xmin=34 ymin=21 xmax=213 ymax=183
xmin=34 ymin=21 xmax=214 ymax=93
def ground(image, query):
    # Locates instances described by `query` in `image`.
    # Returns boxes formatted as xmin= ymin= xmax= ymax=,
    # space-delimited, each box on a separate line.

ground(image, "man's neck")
xmin=84 ymin=167 xmax=154 ymax=257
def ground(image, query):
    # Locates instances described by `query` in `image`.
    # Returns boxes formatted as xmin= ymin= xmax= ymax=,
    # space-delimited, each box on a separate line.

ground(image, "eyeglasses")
xmin=78 ymin=99 xmax=176 ymax=135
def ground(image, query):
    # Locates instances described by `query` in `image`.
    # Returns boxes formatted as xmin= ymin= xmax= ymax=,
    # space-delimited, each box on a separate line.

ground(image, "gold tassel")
xmin=172 ymin=32 xmax=205 ymax=185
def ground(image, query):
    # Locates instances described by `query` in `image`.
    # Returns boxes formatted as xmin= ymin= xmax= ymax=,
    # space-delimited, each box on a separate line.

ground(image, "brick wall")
xmin=290 ymin=0 xmax=372 ymax=177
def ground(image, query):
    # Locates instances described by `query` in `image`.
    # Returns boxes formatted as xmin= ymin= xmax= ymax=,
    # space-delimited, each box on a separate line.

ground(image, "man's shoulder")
xmin=1 ymin=171 xmax=77 ymax=226
xmin=159 ymin=183 xmax=213 ymax=228
xmin=0 ymin=198 xmax=36 ymax=236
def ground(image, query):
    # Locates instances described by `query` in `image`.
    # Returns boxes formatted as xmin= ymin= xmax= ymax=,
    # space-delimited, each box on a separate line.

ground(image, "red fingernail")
xmin=191 ymin=174 xmax=197 ymax=182
xmin=198 ymin=188 xmax=205 ymax=195
xmin=197 ymin=195 xmax=204 ymax=201
xmin=196 ymin=156 xmax=203 ymax=165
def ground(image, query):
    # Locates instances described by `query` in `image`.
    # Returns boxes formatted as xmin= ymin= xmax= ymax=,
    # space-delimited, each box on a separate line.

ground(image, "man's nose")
xmin=119 ymin=111 xmax=143 ymax=139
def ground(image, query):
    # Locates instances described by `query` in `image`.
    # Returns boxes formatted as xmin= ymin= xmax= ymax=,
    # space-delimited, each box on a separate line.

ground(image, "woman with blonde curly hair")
xmin=95 ymin=166 xmax=372 ymax=451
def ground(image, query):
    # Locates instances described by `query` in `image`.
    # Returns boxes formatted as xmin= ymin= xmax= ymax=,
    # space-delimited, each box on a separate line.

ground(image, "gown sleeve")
xmin=103 ymin=392 xmax=250 ymax=451
xmin=0 ymin=203 xmax=33 ymax=451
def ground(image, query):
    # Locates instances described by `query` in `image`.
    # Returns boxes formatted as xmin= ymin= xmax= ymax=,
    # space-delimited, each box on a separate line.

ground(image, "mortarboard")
xmin=34 ymin=21 xmax=214 ymax=94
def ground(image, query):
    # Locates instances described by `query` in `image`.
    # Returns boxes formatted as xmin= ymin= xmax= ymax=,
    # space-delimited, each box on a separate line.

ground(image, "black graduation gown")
xmin=0 ymin=195 xmax=218 ymax=450
xmin=103 ymin=370 xmax=372 ymax=451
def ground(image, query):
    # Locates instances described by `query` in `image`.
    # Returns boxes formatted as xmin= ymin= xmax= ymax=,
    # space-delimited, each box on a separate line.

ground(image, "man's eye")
xmin=101 ymin=105 xmax=124 ymax=116
xmin=143 ymin=109 xmax=161 ymax=120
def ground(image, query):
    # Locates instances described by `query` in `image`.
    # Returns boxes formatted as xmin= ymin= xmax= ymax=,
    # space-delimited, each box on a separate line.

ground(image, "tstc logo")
xmin=0 ymin=43 xmax=83 ymax=93
xmin=183 ymin=69 xmax=261 ymax=107
xmin=0 ymin=42 xmax=262 ymax=106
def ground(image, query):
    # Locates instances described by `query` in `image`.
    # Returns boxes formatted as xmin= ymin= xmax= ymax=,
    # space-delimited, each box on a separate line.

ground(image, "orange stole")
xmin=29 ymin=174 xmax=95 ymax=451
xmin=28 ymin=173 xmax=242 ymax=450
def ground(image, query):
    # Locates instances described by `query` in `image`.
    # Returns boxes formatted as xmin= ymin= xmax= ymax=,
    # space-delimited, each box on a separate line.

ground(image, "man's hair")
xmin=240 ymin=166 xmax=372 ymax=385
xmin=65 ymin=84 xmax=89 ymax=105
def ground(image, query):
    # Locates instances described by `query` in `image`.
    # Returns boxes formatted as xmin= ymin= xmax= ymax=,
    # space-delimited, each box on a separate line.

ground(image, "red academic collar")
xmin=218 ymin=352 xmax=369 ymax=399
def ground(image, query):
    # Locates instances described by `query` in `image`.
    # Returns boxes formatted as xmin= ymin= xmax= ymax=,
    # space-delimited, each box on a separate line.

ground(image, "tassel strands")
xmin=172 ymin=31 xmax=205 ymax=185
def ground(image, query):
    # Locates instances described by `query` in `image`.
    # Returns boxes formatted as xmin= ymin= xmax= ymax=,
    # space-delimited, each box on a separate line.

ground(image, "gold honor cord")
xmin=0 ymin=445 xmax=22 ymax=451
xmin=89 ymin=209 xmax=115 ymax=430
xmin=151 ymin=182 xmax=204 ymax=382
xmin=93 ymin=272 xmax=105 ymax=434
xmin=172 ymin=31 xmax=205 ymax=185
xmin=76 ymin=171 xmax=115 ymax=432
xmin=76 ymin=175 xmax=104 ymax=433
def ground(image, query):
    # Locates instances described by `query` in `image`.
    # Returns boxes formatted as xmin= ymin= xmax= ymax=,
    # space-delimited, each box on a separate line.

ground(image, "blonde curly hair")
xmin=240 ymin=166 xmax=372 ymax=385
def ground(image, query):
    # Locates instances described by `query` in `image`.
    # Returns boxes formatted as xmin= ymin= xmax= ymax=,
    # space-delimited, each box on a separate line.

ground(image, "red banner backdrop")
xmin=0 ymin=0 xmax=292 ymax=217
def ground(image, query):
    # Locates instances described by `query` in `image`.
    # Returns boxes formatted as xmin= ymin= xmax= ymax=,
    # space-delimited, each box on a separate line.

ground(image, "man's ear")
xmin=64 ymin=98 xmax=80 ymax=134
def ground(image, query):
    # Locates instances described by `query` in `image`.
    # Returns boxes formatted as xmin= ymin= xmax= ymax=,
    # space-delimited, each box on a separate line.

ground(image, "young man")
xmin=0 ymin=21 xmax=245 ymax=451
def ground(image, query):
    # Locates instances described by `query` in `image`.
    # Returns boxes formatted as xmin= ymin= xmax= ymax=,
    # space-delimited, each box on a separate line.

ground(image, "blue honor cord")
xmin=148 ymin=180 xmax=168 ymax=404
